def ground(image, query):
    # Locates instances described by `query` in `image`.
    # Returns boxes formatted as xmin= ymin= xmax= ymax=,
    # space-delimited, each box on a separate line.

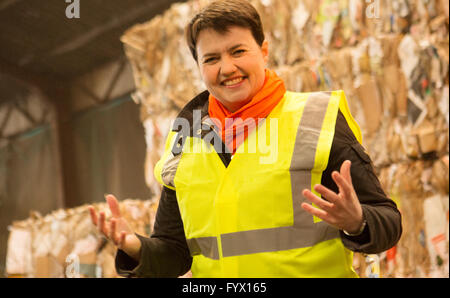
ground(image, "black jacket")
xmin=115 ymin=90 xmax=402 ymax=277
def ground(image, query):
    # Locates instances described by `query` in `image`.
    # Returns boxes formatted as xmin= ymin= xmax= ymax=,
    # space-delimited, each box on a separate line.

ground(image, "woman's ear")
xmin=261 ymin=40 xmax=269 ymax=65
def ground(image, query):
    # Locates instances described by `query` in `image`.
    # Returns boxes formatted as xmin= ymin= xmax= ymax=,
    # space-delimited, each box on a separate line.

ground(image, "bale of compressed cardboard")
xmin=6 ymin=199 xmax=157 ymax=278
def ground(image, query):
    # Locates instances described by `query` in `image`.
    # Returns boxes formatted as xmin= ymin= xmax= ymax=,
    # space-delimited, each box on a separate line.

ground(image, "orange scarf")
xmin=208 ymin=69 xmax=286 ymax=154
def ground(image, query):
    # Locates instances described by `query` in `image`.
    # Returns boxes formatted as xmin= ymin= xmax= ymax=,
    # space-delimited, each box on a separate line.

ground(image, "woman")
xmin=89 ymin=0 xmax=401 ymax=278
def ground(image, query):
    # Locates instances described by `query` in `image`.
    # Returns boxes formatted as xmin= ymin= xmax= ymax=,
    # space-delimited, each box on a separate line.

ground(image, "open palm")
xmin=89 ymin=194 xmax=141 ymax=259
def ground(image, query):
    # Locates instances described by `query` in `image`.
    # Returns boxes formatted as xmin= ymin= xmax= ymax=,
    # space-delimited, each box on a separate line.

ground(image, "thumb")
xmin=105 ymin=194 xmax=121 ymax=218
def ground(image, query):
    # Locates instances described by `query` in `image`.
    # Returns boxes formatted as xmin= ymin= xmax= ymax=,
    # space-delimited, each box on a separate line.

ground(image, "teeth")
xmin=223 ymin=77 xmax=244 ymax=86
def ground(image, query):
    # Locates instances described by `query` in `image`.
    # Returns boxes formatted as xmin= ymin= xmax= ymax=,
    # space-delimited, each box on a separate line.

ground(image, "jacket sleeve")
xmin=115 ymin=187 xmax=192 ymax=277
xmin=321 ymin=111 xmax=402 ymax=254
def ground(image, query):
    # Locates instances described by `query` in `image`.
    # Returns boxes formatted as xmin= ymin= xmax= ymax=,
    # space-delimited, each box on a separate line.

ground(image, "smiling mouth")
xmin=221 ymin=76 xmax=247 ymax=86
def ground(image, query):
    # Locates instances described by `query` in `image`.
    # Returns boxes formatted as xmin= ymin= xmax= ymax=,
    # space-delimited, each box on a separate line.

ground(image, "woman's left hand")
xmin=301 ymin=160 xmax=364 ymax=234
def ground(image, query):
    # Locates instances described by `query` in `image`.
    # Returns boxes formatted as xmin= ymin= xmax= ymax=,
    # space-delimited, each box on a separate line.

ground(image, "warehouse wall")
xmin=2 ymin=58 xmax=150 ymax=277
xmin=61 ymin=59 xmax=151 ymax=208
xmin=0 ymin=90 xmax=64 ymax=277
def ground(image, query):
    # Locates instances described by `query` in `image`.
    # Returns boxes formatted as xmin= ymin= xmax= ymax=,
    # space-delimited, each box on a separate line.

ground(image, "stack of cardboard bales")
xmin=121 ymin=0 xmax=449 ymax=277
xmin=5 ymin=199 xmax=157 ymax=277
xmin=7 ymin=0 xmax=446 ymax=278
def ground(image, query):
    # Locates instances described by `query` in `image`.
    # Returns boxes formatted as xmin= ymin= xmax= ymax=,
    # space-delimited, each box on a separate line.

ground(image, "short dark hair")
xmin=185 ymin=0 xmax=265 ymax=62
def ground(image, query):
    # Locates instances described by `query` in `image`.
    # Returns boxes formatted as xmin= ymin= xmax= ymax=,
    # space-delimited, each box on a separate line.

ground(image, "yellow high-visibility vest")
xmin=155 ymin=90 xmax=362 ymax=277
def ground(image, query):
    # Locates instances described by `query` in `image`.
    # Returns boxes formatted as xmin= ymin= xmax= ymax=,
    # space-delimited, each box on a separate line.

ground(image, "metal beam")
xmin=48 ymin=1 xmax=174 ymax=56
xmin=13 ymin=100 xmax=37 ymax=126
xmin=0 ymin=58 xmax=70 ymax=115
xmin=0 ymin=58 xmax=60 ymax=95
xmin=75 ymin=83 xmax=103 ymax=105
xmin=0 ymin=103 xmax=13 ymax=136
xmin=41 ymin=106 xmax=51 ymax=123
xmin=103 ymin=57 xmax=127 ymax=101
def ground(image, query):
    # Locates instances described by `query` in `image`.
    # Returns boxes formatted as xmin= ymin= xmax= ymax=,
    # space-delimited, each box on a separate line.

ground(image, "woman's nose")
xmin=219 ymin=56 xmax=238 ymax=76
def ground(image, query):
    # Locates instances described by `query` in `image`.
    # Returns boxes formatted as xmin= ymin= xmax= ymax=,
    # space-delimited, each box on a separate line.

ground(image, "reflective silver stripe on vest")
xmin=161 ymin=151 xmax=181 ymax=188
xmin=190 ymin=92 xmax=339 ymax=259
xmin=186 ymin=237 xmax=220 ymax=260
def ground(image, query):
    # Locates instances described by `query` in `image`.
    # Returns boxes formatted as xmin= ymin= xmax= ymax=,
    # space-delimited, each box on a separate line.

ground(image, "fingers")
xmin=301 ymin=201 xmax=329 ymax=221
xmin=90 ymin=205 xmax=112 ymax=237
xmin=302 ymin=189 xmax=334 ymax=210
xmin=89 ymin=206 xmax=98 ymax=226
xmin=89 ymin=194 xmax=127 ymax=248
xmin=301 ymin=187 xmax=345 ymax=228
xmin=98 ymin=211 xmax=108 ymax=236
xmin=110 ymin=219 xmax=117 ymax=242
xmin=110 ymin=220 xmax=128 ymax=248
xmin=95 ymin=213 xmax=126 ymax=247
xmin=313 ymin=184 xmax=339 ymax=203
xmin=117 ymin=232 xmax=126 ymax=250
xmin=301 ymin=161 xmax=359 ymax=231
xmin=105 ymin=194 xmax=121 ymax=218
xmin=332 ymin=169 xmax=353 ymax=198
xmin=340 ymin=160 xmax=353 ymax=186
xmin=90 ymin=206 xmax=110 ymax=238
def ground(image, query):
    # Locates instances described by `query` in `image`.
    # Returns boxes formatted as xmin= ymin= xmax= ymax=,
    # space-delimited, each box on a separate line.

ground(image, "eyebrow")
xmin=202 ymin=44 xmax=246 ymax=59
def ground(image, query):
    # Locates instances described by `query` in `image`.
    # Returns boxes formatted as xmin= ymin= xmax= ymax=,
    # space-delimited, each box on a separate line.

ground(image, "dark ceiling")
xmin=0 ymin=0 xmax=186 ymax=105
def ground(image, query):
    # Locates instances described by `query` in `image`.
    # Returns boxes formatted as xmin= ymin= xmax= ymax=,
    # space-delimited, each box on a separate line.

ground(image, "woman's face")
xmin=196 ymin=26 xmax=269 ymax=112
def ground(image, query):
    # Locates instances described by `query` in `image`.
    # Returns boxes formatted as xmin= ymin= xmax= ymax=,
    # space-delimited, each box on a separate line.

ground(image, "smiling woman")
xmin=96 ymin=0 xmax=402 ymax=278
xmin=196 ymin=27 xmax=269 ymax=112
xmin=185 ymin=0 xmax=268 ymax=113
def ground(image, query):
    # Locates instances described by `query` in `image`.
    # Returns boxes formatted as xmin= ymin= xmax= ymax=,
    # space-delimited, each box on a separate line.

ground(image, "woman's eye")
xmin=233 ymin=49 xmax=245 ymax=55
xmin=204 ymin=57 xmax=217 ymax=63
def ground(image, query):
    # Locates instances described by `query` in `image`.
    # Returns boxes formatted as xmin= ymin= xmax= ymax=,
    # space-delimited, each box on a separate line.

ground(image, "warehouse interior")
xmin=1 ymin=0 xmax=448 ymax=278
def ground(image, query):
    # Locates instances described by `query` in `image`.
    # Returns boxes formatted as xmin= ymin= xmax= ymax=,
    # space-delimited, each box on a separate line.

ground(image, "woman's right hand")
xmin=89 ymin=194 xmax=142 ymax=261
